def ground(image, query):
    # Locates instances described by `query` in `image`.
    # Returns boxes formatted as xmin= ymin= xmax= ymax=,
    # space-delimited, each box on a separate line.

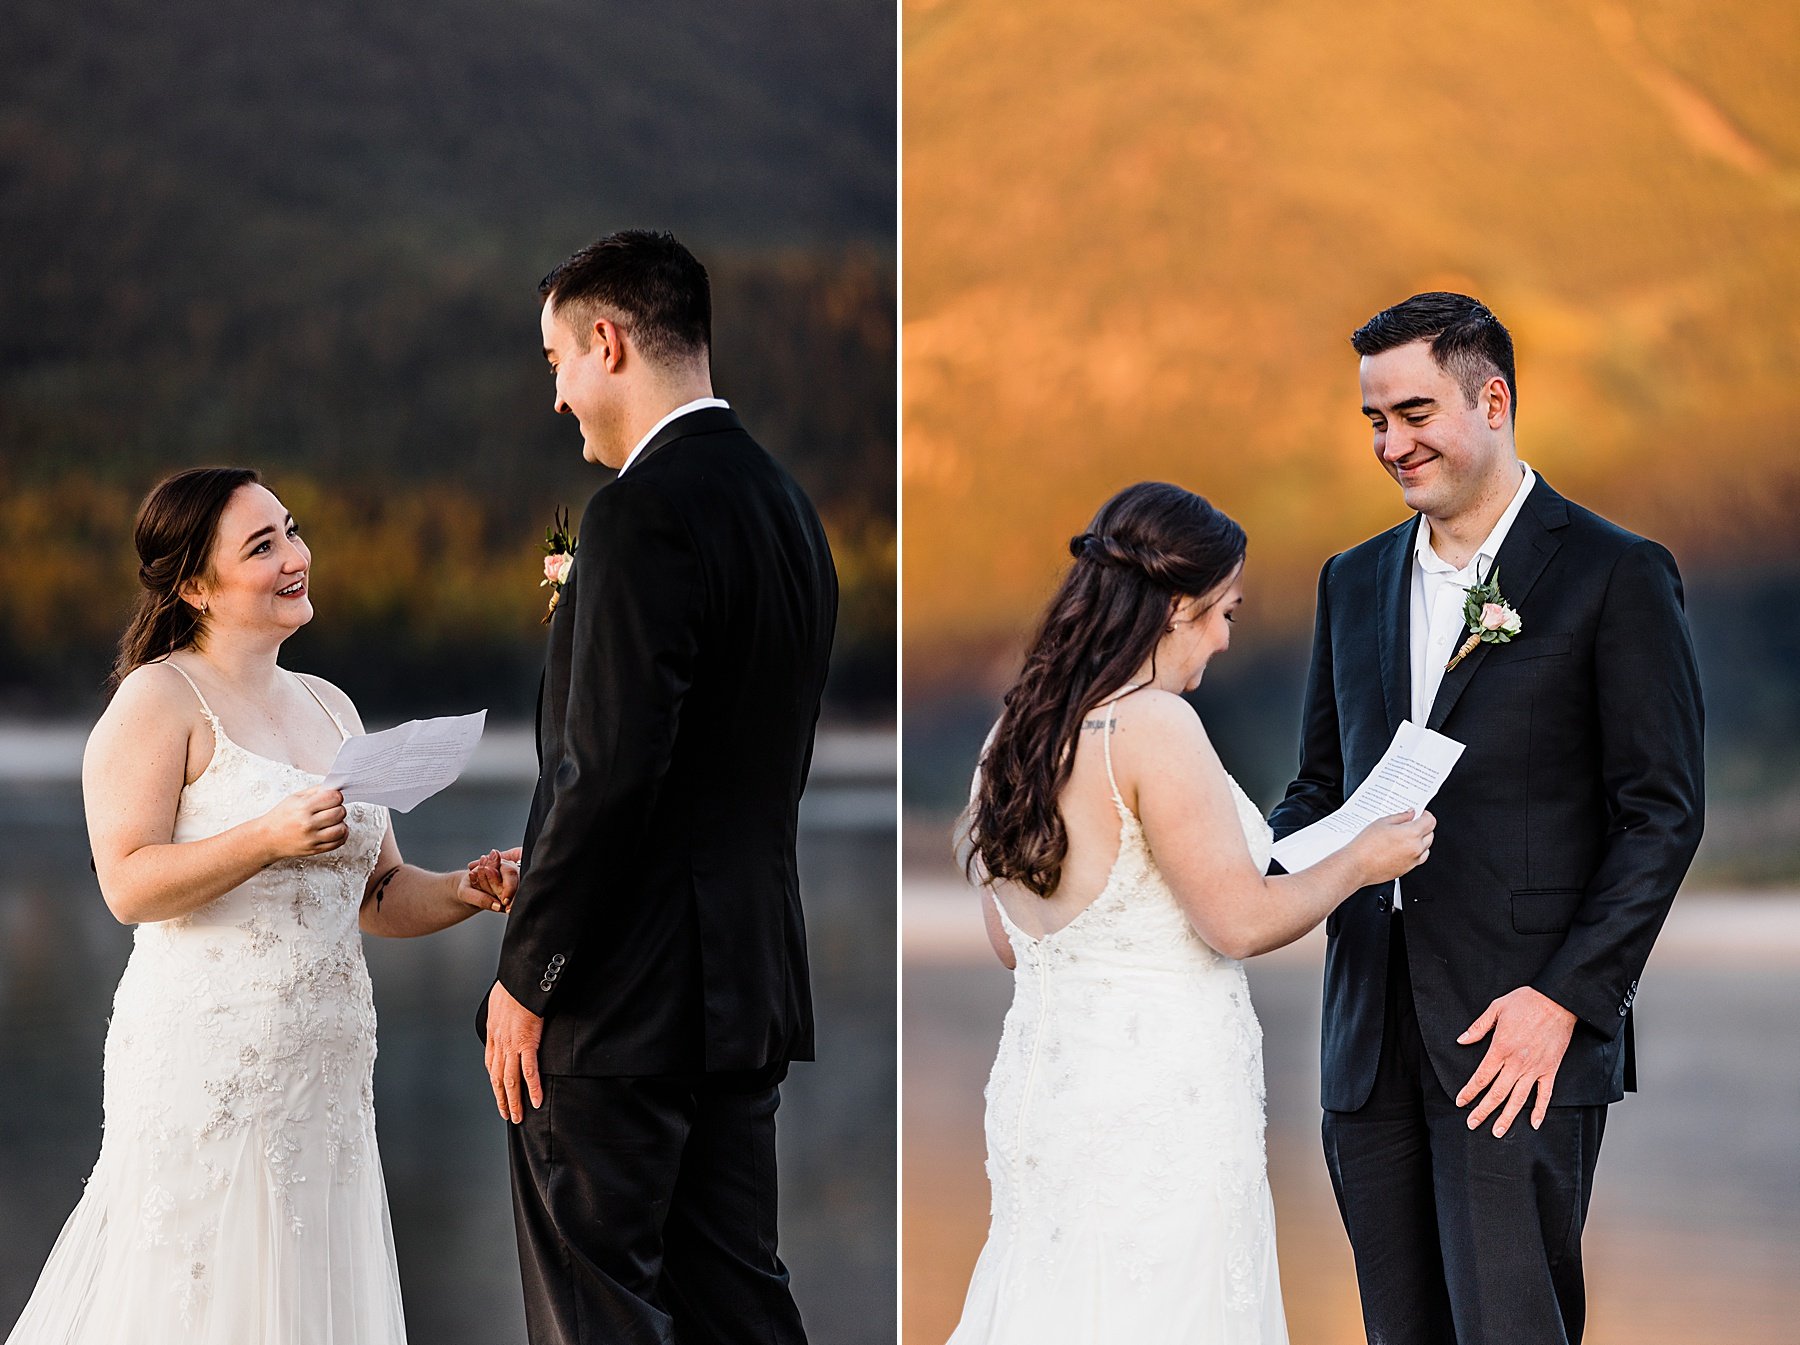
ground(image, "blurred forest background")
xmin=903 ymin=0 xmax=1800 ymax=884
xmin=0 ymin=0 xmax=895 ymax=721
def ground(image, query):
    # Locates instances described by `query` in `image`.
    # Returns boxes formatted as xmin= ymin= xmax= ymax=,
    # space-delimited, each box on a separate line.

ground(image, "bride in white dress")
xmin=6 ymin=468 xmax=517 ymax=1345
xmin=951 ymin=482 xmax=1433 ymax=1344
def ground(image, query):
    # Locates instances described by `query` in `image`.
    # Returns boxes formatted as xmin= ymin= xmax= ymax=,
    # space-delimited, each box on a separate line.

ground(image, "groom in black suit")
xmin=480 ymin=230 xmax=835 ymax=1344
xmin=1270 ymin=293 xmax=1703 ymax=1344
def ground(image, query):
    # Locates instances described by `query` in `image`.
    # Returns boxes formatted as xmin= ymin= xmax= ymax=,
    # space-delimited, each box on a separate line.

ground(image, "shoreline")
xmin=0 ymin=721 xmax=896 ymax=787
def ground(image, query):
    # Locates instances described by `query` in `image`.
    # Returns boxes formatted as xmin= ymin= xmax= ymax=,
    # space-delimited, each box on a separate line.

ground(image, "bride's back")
xmin=991 ymin=690 xmax=1150 ymax=940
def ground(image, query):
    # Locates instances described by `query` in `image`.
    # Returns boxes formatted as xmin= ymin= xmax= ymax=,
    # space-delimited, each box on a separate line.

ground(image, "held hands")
xmin=485 ymin=979 xmax=544 ymax=1124
xmin=259 ymin=787 xmax=349 ymax=860
xmin=463 ymin=847 xmax=522 ymax=913
xmin=1345 ymin=809 xmax=1436 ymax=887
xmin=1456 ymin=986 xmax=1578 ymax=1137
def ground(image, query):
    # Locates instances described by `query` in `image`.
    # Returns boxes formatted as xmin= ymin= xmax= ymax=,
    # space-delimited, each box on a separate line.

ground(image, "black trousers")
xmin=507 ymin=1066 xmax=808 ymax=1345
xmin=1322 ymin=915 xmax=1607 ymax=1345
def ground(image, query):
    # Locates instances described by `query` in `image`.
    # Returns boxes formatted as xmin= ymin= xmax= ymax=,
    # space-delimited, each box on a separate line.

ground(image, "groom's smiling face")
xmin=541 ymin=297 xmax=627 ymax=467
xmin=1359 ymin=339 xmax=1512 ymax=522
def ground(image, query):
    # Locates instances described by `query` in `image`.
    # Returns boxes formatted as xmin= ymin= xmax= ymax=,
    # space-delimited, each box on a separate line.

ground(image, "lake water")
xmin=0 ymin=733 xmax=895 ymax=1344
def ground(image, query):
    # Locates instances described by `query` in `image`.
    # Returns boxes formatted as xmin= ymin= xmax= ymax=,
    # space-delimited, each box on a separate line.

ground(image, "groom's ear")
xmin=1482 ymin=375 xmax=1511 ymax=429
xmin=593 ymin=318 xmax=625 ymax=373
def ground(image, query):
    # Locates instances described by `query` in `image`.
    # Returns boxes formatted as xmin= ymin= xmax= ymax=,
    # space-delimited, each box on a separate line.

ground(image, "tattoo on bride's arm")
xmin=369 ymin=864 xmax=402 ymax=910
xmin=1081 ymin=718 xmax=1118 ymax=734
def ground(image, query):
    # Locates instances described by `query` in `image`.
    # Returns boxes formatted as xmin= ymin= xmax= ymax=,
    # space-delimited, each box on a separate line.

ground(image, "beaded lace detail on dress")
xmin=947 ymin=688 xmax=1288 ymax=1344
xmin=5 ymin=663 xmax=408 ymax=1345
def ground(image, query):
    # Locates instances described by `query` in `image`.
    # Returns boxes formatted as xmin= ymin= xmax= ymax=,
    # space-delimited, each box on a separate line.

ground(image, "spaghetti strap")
xmin=1098 ymin=682 xmax=1144 ymax=819
xmin=163 ymin=660 xmax=220 ymax=729
xmin=293 ymin=672 xmax=351 ymax=741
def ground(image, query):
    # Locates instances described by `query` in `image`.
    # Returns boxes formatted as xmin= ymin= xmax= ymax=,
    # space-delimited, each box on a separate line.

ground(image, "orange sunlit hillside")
xmin=903 ymin=0 xmax=1800 ymax=678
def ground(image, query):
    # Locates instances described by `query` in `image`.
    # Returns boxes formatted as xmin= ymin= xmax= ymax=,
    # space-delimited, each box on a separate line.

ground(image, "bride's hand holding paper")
xmin=1340 ymin=808 xmax=1438 ymax=887
xmin=1270 ymin=720 xmax=1464 ymax=874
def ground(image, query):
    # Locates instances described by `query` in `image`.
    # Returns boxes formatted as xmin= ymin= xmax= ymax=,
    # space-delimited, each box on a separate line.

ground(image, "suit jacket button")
xmin=550 ymin=954 xmax=565 ymax=967
xmin=540 ymin=979 xmax=554 ymax=993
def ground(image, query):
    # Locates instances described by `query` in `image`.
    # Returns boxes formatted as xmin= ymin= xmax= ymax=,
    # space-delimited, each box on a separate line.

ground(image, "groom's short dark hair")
xmin=1351 ymin=292 xmax=1517 ymax=422
xmin=540 ymin=230 xmax=712 ymax=367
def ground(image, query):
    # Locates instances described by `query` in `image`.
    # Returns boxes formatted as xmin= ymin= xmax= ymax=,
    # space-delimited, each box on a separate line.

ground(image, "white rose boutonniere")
xmin=1446 ymin=566 xmax=1522 ymax=672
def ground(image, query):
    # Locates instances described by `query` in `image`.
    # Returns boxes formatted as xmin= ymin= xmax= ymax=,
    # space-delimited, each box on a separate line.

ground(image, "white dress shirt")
xmin=616 ymin=397 xmax=730 ymax=477
xmin=1395 ymin=462 xmax=1536 ymax=909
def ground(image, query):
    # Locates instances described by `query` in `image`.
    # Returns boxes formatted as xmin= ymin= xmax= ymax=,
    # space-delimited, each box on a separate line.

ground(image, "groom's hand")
xmin=465 ymin=849 xmax=522 ymax=911
xmin=485 ymin=979 xmax=544 ymax=1124
xmin=1455 ymin=986 xmax=1577 ymax=1137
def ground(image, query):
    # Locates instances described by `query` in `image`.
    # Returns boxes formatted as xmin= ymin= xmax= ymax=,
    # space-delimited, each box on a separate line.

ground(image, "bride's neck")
xmin=1127 ymin=658 xmax=1184 ymax=696
xmin=187 ymin=631 xmax=285 ymax=697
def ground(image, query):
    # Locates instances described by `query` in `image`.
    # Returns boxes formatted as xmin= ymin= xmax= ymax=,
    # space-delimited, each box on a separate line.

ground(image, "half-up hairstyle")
xmin=966 ymin=482 xmax=1246 ymax=897
xmin=110 ymin=467 xmax=261 ymax=691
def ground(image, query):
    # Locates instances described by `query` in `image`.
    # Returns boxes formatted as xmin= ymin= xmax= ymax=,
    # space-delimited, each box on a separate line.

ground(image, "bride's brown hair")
xmin=965 ymin=482 xmax=1245 ymax=897
xmin=110 ymin=467 xmax=262 ymax=691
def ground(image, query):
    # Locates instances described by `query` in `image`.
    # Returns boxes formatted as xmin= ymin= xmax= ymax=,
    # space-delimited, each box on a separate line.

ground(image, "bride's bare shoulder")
xmin=103 ymin=659 xmax=204 ymax=727
xmin=1108 ymin=688 xmax=1205 ymax=736
xmin=1106 ymin=689 xmax=1221 ymax=770
xmin=86 ymin=660 xmax=207 ymax=783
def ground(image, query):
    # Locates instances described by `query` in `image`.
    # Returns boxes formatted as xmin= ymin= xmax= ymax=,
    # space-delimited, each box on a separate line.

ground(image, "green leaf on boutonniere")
xmin=1447 ymin=565 xmax=1523 ymax=671
xmin=543 ymin=506 xmax=577 ymax=558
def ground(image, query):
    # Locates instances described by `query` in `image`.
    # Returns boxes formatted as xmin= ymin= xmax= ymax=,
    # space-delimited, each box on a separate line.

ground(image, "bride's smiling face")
xmin=183 ymin=484 xmax=313 ymax=641
xmin=1161 ymin=564 xmax=1245 ymax=692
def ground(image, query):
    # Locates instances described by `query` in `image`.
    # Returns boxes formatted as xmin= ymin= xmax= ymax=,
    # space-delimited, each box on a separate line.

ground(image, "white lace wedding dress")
xmin=947 ymin=697 xmax=1288 ymax=1344
xmin=6 ymin=669 xmax=407 ymax=1344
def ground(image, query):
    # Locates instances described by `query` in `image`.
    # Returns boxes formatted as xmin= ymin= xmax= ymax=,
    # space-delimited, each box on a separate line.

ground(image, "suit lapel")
xmin=1425 ymin=477 xmax=1569 ymax=733
xmin=1374 ymin=518 xmax=1415 ymax=738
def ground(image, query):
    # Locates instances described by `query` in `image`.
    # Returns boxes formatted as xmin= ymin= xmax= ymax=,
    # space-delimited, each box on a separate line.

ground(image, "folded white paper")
xmin=321 ymin=710 xmax=487 ymax=812
xmin=1270 ymin=720 xmax=1464 ymax=873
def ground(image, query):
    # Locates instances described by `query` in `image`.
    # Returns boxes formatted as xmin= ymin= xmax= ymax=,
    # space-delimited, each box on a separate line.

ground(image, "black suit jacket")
xmin=1268 ymin=476 xmax=1703 ymax=1110
xmin=483 ymin=407 xmax=837 ymax=1076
